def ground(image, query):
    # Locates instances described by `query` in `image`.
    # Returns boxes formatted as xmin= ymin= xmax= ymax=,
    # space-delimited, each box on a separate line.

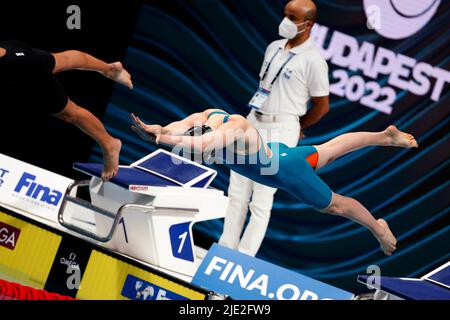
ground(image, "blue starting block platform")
xmin=74 ymin=149 xmax=216 ymax=190
xmin=358 ymin=261 xmax=450 ymax=300
xmin=74 ymin=164 xmax=179 ymax=189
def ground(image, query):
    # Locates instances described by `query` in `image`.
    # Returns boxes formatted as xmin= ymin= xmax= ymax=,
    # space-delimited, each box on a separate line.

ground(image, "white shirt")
xmin=257 ymin=37 xmax=329 ymax=116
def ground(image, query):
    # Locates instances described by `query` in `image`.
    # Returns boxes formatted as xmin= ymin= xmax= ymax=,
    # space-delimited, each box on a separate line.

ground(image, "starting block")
xmin=59 ymin=149 xmax=228 ymax=277
xmin=358 ymin=261 xmax=450 ymax=300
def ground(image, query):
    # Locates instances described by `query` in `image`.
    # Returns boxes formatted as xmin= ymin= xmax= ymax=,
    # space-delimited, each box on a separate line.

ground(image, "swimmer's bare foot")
xmin=376 ymin=219 xmax=397 ymax=256
xmin=385 ymin=125 xmax=419 ymax=148
xmin=101 ymin=138 xmax=122 ymax=181
xmin=105 ymin=62 xmax=133 ymax=89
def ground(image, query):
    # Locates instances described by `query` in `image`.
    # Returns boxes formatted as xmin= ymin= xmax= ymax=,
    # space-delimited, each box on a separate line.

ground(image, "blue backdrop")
xmin=90 ymin=0 xmax=449 ymax=293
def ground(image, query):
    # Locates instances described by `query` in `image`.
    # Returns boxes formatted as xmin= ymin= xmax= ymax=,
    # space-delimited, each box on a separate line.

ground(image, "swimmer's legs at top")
xmin=55 ymin=100 xmax=121 ymax=181
xmin=51 ymin=50 xmax=133 ymax=180
xmin=314 ymin=125 xmax=418 ymax=170
xmin=313 ymin=126 xmax=418 ymax=255
xmin=52 ymin=50 xmax=133 ymax=89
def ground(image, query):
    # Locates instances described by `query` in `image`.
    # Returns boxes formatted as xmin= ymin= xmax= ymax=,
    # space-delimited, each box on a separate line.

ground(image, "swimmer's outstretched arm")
xmin=141 ymin=109 xmax=226 ymax=136
xmin=159 ymin=112 xmax=208 ymax=136
xmin=131 ymin=113 xmax=247 ymax=152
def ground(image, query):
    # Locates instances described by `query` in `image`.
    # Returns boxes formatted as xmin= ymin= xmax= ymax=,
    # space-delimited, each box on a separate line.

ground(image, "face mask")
xmin=278 ymin=17 xmax=307 ymax=39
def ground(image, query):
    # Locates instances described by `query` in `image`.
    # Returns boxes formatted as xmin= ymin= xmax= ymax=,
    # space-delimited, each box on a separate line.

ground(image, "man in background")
xmin=219 ymin=0 xmax=330 ymax=256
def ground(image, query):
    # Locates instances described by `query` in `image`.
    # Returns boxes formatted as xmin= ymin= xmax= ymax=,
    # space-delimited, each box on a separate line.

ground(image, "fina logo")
xmin=364 ymin=0 xmax=441 ymax=40
xmin=14 ymin=172 xmax=63 ymax=206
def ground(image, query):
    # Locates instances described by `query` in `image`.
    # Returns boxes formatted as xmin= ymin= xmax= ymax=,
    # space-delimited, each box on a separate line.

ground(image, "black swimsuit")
xmin=0 ymin=40 xmax=68 ymax=114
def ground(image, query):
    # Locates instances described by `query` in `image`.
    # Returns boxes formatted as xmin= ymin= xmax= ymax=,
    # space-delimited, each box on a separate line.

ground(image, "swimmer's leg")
xmin=55 ymin=99 xmax=121 ymax=181
xmin=321 ymin=193 xmax=397 ymax=256
xmin=51 ymin=50 xmax=133 ymax=89
xmin=314 ymin=126 xmax=418 ymax=170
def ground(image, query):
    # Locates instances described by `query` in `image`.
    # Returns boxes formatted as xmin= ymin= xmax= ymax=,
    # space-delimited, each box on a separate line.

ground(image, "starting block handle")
xmin=58 ymin=181 xmax=200 ymax=243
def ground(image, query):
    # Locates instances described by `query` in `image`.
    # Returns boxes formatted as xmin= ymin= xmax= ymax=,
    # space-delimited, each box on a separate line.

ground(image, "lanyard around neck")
xmin=261 ymin=48 xmax=295 ymax=89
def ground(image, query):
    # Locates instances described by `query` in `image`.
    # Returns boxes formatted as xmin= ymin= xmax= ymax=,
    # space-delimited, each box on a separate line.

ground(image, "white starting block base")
xmin=0 ymin=150 xmax=229 ymax=280
xmin=61 ymin=149 xmax=228 ymax=278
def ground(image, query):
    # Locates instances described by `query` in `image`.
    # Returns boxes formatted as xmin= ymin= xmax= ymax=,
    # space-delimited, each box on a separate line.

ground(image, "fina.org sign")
xmin=192 ymin=244 xmax=353 ymax=300
xmin=311 ymin=0 xmax=447 ymax=114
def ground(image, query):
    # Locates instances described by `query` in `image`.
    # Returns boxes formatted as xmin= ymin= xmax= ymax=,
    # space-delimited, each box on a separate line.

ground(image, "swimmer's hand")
xmin=131 ymin=113 xmax=162 ymax=144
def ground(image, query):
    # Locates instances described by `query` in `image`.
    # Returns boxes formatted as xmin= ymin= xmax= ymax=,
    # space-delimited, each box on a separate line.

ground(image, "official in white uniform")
xmin=219 ymin=0 xmax=330 ymax=256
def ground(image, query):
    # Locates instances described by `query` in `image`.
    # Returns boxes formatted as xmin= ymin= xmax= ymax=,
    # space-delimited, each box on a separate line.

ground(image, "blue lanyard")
xmin=261 ymin=48 xmax=295 ymax=88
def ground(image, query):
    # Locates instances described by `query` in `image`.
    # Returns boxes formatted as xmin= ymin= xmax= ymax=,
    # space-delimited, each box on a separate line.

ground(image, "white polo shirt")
xmin=257 ymin=37 xmax=329 ymax=116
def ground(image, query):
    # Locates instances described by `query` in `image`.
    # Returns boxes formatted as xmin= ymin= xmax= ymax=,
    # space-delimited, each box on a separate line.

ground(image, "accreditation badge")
xmin=248 ymin=87 xmax=271 ymax=110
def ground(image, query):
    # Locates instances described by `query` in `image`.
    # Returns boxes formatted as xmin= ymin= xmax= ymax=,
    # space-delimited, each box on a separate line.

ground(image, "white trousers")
xmin=218 ymin=111 xmax=300 ymax=256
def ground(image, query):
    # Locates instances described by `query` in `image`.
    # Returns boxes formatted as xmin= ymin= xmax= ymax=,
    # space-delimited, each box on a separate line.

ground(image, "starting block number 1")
xmin=177 ymin=232 xmax=188 ymax=254
xmin=119 ymin=217 xmax=129 ymax=243
xmin=169 ymin=222 xmax=194 ymax=262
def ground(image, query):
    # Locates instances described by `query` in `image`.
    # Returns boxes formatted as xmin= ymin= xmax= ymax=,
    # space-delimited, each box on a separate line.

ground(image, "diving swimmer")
xmin=130 ymin=110 xmax=419 ymax=256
